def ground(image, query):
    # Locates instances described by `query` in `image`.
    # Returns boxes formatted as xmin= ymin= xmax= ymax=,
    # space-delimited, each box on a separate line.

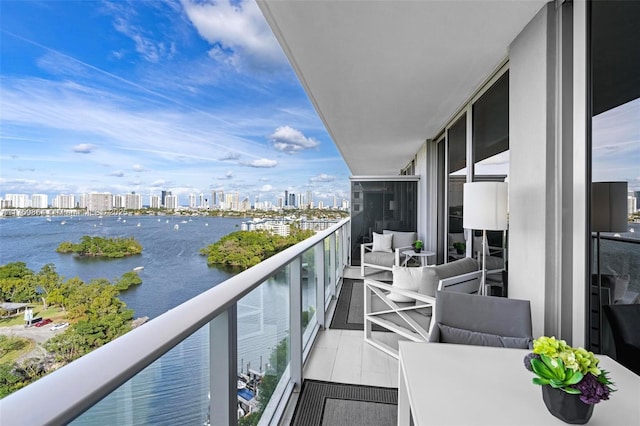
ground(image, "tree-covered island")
xmin=56 ymin=236 xmax=142 ymax=258
xmin=0 ymin=262 xmax=143 ymax=397
xmin=200 ymin=229 xmax=315 ymax=270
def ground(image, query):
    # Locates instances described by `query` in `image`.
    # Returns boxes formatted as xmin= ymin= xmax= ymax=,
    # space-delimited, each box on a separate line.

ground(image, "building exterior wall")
xmin=508 ymin=3 xmax=555 ymax=339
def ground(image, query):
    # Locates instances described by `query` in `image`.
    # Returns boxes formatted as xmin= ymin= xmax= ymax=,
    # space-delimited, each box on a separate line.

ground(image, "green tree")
xmin=200 ymin=229 xmax=314 ymax=270
xmin=56 ymin=236 xmax=142 ymax=258
xmin=114 ymin=271 xmax=142 ymax=291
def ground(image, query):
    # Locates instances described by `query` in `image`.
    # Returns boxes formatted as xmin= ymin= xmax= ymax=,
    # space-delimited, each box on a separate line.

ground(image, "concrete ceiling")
xmin=259 ymin=0 xmax=547 ymax=176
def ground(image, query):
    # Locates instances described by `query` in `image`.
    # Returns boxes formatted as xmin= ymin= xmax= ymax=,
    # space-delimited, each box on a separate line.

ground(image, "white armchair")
xmin=364 ymin=257 xmax=482 ymax=358
xmin=360 ymin=230 xmax=416 ymax=277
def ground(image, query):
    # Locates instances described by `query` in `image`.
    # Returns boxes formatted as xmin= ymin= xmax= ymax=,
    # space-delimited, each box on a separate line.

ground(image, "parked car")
xmin=34 ymin=318 xmax=53 ymax=327
xmin=50 ymin=322 xmax=69 ymax=331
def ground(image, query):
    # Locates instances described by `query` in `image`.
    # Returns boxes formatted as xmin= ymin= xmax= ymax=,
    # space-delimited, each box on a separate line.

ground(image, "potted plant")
xmin=452 ymin=242 xmax=465 ymax=254
xmin=524 ymin=336 xmax=615 ymax=424
xmin=412 ymin=240 xmax=423 ymax=253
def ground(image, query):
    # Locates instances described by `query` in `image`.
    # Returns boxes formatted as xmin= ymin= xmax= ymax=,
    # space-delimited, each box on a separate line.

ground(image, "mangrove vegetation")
xmin=56 ymin=235 xmax=143 ymax=258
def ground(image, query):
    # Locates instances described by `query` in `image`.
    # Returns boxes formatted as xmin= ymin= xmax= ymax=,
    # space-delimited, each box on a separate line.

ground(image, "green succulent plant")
xmin=530 ymin=353 xmax=583 ymax=394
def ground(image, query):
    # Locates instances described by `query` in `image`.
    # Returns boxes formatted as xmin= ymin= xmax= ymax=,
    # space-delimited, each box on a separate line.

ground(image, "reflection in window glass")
xmin=349 ymin=179 xmax=418 ymax=265
xmin=301 ymin=247 xmax=316 ymax=348
xmin=589 ymin=0 xmax=640 ymax=355
xmin=447 ymin=114 xmax=466 ymax=259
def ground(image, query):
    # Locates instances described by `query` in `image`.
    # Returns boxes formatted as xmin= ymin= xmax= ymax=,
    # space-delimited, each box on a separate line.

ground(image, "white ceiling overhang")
xmin=258 ymin=0 xmax=547 ymax=175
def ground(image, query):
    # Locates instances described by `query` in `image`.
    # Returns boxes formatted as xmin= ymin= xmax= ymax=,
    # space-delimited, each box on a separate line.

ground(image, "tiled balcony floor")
xmin=279 ymin=306 xmax=399 ymax=424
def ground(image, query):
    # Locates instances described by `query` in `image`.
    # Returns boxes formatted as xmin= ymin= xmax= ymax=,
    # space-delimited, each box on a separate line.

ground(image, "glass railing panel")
xmin=236 ymin=267 xmax=290 ymax=423
xmin=301 ymin=247 xmax=317 ymax=349
xmin=590 ymin=233 xmax=640 ymax=355
xmin=72 ymin=325 xmax=210 ymax=425
xmin=324 ymin=238 xmax=331 ymax=305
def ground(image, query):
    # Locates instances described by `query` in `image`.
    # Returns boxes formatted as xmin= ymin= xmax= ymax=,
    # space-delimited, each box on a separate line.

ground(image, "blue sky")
xmin=0 ymin=0 xmax=350 ymax=206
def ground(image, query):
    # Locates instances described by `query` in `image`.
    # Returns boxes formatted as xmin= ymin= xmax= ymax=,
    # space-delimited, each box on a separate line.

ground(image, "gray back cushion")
xmin=383 ymin=230 xmax=416 ymax=250
xmin=418 ymin=257 xmax=478 ymax=297
xmin=429 ymin=291 xmax=533 ymax=345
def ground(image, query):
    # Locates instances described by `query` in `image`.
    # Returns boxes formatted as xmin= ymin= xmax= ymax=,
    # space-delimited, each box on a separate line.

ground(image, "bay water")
xmin=0 ymin=215 xmax=291 ymax=425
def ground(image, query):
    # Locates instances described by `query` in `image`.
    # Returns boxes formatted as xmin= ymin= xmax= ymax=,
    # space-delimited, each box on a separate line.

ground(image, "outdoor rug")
xmin=291 ymin=379 xmax=398 ymax=426
xmin=330 ymin=279 xmax=386 ymax=331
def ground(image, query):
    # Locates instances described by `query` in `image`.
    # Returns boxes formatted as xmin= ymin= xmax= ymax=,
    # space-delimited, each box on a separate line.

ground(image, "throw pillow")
xmin=438 ymin=323 xmax=532 ymax=349
xmin=372 ymin=232 xmax=393 ymax=253
xmin=388 ymin=265 xmax=425 ymax=302
xmin=383 ymin=230 xmax=416 ymax=250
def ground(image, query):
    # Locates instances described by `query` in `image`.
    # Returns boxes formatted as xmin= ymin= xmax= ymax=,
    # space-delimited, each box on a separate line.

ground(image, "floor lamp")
xmin=591 ymin=181 xmax=627 ymax=352
xmin=463 ymin=182 xmax=508 ymax=296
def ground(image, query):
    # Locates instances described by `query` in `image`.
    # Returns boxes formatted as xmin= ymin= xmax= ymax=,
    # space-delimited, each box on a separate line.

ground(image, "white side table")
xmin=401 ymin=249 xmax=435 ymax=266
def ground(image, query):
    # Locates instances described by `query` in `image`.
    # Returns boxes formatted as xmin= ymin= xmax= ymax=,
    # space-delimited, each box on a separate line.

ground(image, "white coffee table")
xmin=397 ymin=342 xmax=640 ymax=425
xmin=401 ymin=249 xmax=436 ymax=266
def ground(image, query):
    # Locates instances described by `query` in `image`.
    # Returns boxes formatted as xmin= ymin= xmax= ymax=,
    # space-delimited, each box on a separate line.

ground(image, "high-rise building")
xmin=164 ymin=194 xmax=178 ymax=209
xmin=333 ymin=195 xmax=338 ymax=209
xmin=199 ymin=193 xmax=207 ymax=209
xmin=161 ymin=190 xmax=172 ymax=207
xmin=189 ymin=193 xmax=197 ymax=208
xmin=31 ymin=194 xmax=48 ymax=208
xmin=86 ymin=193 xmax=113 ymax=213
xmin=306 ymin=191 xmax=313 ymax=209
xmin=53 ymin=194 xmax=76 ymax=209
xmin=4 ymin=194 xmax=29 ymax=208
xmin=277 ymin=197 xmax=284 ymax=209
xmin=149 ymin=195 xmax=160 ymax=209
xmin=288 ymin=193 xmax=296 ymax=207
xmin=113 ymin=195 xmax=126 ymax=209
xmin=284 ymin=190 xmax=289 ymax=206
xmin=125 ymin=193 xmax=142 ymax=210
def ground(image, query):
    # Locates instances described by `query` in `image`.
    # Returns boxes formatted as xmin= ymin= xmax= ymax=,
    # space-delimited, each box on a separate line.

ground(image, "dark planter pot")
xmin=455 ymin=248 xmax=464 ymax=255
xmin=414 ymin=247 xmax=421 ymax=253
xmin=541 ymin=386 xmax=594 ymax=424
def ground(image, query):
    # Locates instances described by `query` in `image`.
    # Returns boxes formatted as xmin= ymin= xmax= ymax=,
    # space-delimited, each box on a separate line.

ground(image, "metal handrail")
xmin=0 ymin=218 xmax=350 ymax=426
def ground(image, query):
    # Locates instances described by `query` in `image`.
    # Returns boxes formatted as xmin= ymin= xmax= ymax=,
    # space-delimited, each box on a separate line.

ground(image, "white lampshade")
xmin=463 ymin=182 xmax=508 ymax=231
xmin=591 ymin=182 xmax=627 ymax=232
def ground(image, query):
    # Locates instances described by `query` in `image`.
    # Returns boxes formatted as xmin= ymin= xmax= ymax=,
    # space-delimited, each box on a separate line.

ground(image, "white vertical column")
xmin=209 ymin=306 xmax=237 ymax=426
xmin=290 ymin=257 xmax=302 ymax=388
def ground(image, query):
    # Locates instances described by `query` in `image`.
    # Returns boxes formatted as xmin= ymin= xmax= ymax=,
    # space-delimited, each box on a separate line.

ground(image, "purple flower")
xmin=572 ymin=373 xmax=611 ymax=404
xmin=523 ymin=353 xmax=540 ymax=372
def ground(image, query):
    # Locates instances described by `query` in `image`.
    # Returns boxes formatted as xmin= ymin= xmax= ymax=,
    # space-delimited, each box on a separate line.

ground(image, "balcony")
xmin=2 ymin=218 xmax=400 ymax=425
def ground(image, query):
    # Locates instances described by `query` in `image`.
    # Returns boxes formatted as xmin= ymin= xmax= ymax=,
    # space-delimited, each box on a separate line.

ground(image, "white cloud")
xmin=219 ymin=152 xmax=240 ymax=161
xmin=107 ymin=2 xmax=177 ymax=63
xmin=310 ymin=173 xmax=335 ymax=183
xmin=73 ymin=144 xmax=97 ymax=154
xmin=260 ymin=184 xmax=273 ymax=192
xmin=221 ymin=171 xmax=234 ymax=179
xmin=109 ymin=170 xmax=125 ymax=177
xmin=243 ymin=158 xmax=278 ymax=168
xmin=132 ymin=164 xmax=146 ymax=172
xmin=181 ymin=0 xmax=286 ymax=73
xmin=270 ymin=126 xmax=320 ymax=154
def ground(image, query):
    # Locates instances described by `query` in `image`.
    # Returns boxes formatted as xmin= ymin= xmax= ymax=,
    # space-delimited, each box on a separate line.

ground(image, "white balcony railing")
xmin=0 ymin=218 xmax=350 ymax=426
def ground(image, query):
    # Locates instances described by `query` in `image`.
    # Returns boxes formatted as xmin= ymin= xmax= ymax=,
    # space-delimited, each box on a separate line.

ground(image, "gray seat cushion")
xmin=363 ymin=251 xmax=396 ymax=268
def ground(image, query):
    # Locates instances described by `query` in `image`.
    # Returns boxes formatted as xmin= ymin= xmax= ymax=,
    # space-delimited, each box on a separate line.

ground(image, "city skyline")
xmin=0 ymin=1 xmax=351 ymax=206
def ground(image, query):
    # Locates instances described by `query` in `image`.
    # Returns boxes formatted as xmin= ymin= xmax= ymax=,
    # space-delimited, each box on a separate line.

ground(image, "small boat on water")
xmin=174 ymin=224 xmax=179 ymax=230
xmin=137 ymin=222 xmax=141 ymax=227
xmin=60 ymin=221 xmax=66 ymax=225
xmin=133 ymin=266 xmax=144 ymax=272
